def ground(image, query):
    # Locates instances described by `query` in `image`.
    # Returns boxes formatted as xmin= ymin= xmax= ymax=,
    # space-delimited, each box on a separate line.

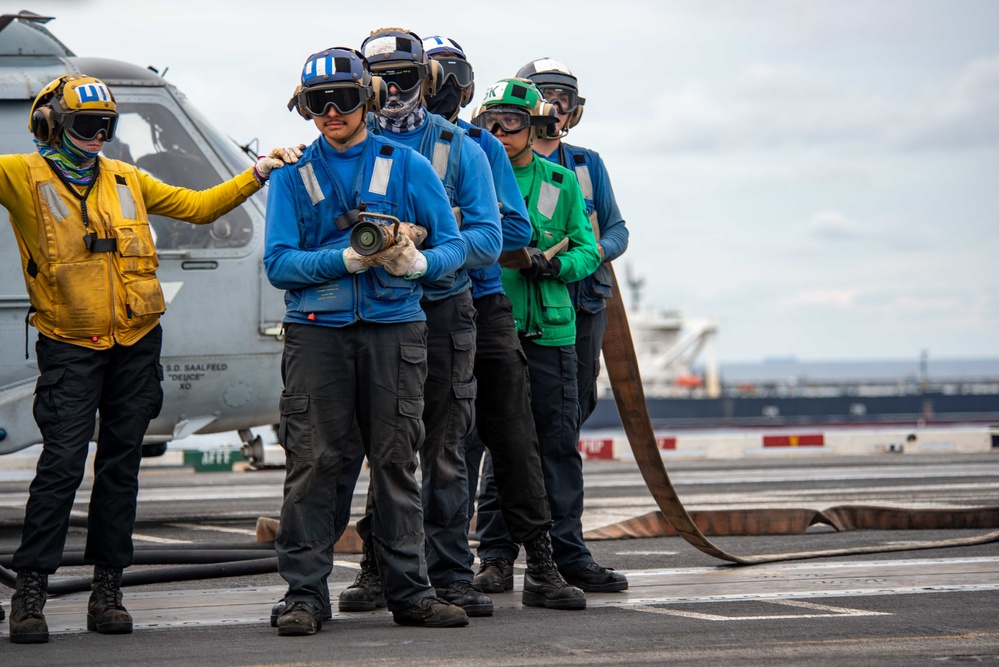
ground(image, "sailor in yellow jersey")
xmin=0 ymin=74 xmax=300 ymax=644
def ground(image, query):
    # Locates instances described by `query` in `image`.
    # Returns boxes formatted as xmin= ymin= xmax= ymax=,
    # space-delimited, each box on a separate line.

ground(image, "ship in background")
xmin=584 ymin=268 xmax=999 ymax=431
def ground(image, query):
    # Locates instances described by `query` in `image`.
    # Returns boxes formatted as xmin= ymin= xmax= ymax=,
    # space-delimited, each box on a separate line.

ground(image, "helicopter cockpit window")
xmin=100 ymin=103 xmax=253 ymax=251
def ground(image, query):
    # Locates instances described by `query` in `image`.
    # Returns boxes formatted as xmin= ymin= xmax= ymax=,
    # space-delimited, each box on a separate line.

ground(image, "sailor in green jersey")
xmin=470 ymin=78 xmax=622 ymax=595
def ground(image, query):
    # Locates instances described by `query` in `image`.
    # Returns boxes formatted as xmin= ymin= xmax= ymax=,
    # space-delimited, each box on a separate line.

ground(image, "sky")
xmin=16 ymin=0 xmax=999 ymax=363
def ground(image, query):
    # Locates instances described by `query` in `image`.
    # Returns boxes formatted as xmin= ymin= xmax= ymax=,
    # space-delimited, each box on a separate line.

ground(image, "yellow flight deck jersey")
xmin=0 ymin=152 xmax=261 ymax=350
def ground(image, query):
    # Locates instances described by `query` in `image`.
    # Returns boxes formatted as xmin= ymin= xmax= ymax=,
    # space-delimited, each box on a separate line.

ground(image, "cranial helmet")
xmin=361 ymin=27 xmax=441 ymax=99
xmin=30 ymin=75 xmax=118 ymax=144
xmin=515 ymin=57 xmax=586 ymax=136
xmin=289 ymin=47 xmax=386 ymax=119
xmin=470 ymin=78 xmax=558 ymax=139
xmin=422 ymin=35 xmax=475 ymax=110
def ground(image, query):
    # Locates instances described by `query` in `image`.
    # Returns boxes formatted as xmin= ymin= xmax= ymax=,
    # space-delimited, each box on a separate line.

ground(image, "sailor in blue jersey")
xmin=421 ymin=36 xmax=585 ymax=610
xmin=264 ymin=47 xmax=469 ymax=635
xmin=332 ymin=27 xmax=502 ymax=618
xmin=517 ymin=58 xmax=630 ymax=438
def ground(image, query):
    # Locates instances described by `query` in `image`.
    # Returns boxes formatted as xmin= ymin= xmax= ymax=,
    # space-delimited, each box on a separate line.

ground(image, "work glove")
xmin=519 ymin=246 xmax=562 ymax=281
xmin=254 ymin=144 xmax=305 ymax=181
xmin=373 ymin=233 xmax=428 ymax=280
xmin=342 ymin=247 xmax=373 ymax=274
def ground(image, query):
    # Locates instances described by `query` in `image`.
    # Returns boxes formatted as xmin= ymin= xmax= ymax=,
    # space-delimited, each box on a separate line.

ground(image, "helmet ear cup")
xmin=288 ymin=85 xmax=312 ymax=120
xmin=458 ymin=81 xmax=475 ymax=109
xmin=424 ymin=60 xmax=442 ymax=97
xmin=566 ymin=96 xmax=585 ymax=130
xmin=535 ymin=101 xmax=560 ymax=139
xmin=31 ymin=106 xmax=56 ymax=142
xmin=368 ymin=76 xmax=387 ymax=114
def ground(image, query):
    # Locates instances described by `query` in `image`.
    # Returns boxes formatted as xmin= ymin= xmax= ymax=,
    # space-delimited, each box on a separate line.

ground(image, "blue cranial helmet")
xmin=290 ymin=47 xmax=382 ymax=119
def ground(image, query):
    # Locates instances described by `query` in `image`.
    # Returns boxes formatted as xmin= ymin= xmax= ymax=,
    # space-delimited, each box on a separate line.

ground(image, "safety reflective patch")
xmin=298 ymin=163 xmax=325 ymax=205
xmin=431 ymin=141 xmax=450 ymax=180
xmin=117 ymin=185 xmax=137 ymax=220
xmin=363 ymin=36 xmax=401 ymax=59
xmin=530 ymin=58 xmax=571 ymax=75
xmin=574 ymin=164 xmax=594 ymax=202
xmin=369 ymin=157 xmax=393 ymax=196
xmin=74 ymin=82 xmax=112 ymax=105
xmin=537 ymin=181 xmax=560 ymax=220
xmin=38 ymin=182 xmax=70 ymax=221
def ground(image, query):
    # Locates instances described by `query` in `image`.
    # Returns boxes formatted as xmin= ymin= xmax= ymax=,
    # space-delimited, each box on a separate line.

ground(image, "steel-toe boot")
xmin=276 ymin=601 xmax=323 ymax=636
xmin=391 ymin=596 xmax=469 ymax=627
xmin=561 ymin=562 xmax=629 ymax=592
xmin=472 ymin=557 xmax=513 ymax=593
xmin=522 ymin=531 xmax=586 ymax=610
xmin=9 ymin=570 xmax=49 ymax=643
xmin=435 ymin=580 xmax=493 ymax=617
xmin=88 ymin=566 xmax=133 ymax=634
xmin=269 ymin=599 xmax=333 ymax=627
xmin=338 ymin=540 xmax=386 ymax=611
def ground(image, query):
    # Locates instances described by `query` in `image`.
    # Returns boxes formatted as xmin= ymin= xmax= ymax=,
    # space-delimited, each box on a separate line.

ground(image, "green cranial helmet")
xmin=470 ymin=78 xmax=557 ymax=139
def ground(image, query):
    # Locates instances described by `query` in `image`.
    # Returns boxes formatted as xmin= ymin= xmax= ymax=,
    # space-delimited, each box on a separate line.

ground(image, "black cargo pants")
xmin=12 ymin=326 xmax=164 ymax=574
xmin=275 ymin=321 xmax=434 ymax=613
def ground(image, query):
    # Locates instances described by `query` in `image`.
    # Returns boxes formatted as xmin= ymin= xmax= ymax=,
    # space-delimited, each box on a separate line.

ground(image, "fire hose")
xmin=598 ymin=263 xmax=999 ymax=563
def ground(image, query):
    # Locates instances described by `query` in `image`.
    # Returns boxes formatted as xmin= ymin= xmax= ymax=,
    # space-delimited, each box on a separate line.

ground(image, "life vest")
xmin=20 ymin=152 xmax=165 ymax=349
xmin=284 ymin=136 xmax=426 ymax=326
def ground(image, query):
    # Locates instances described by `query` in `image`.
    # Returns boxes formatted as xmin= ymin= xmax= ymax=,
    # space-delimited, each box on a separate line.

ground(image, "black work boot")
xmin=522 ymin=532 xmax=586 ymax=610
xmin=392 ymin=596 xmax=469 ymax=627
xmin=338 ymin=541 xmax=386 ymax=612
xmin=472 ymin=557 xmax=513 ymax=593
xmin=435 ymin=580 xmax=493 ymax=617
xmin=9 ymin=570 xmax=49 ymax=643
xmin=270 ymin=599 xmax=333 ymax=627
xmin=276 ymin=601 xmax=323 ymax=637
xmin=561 ymin=562 xmax=629 ymax=592
xmin=88 ymin=566 xmax=133 ymax=634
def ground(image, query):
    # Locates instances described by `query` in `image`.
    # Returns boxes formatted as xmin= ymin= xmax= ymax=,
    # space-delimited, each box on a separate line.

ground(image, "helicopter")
xmin=0 ymin=12 xmax=284 ymax=460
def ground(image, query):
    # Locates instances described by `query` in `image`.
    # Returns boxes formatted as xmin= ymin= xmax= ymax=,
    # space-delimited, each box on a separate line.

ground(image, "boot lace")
xmin=350 ymin=551 xmax=381 ymax=590
xmin=528 ymin=533 xmax=568 ymax=586
xmin=479 ymin=557 xmax=508 ymax=574
xmin=16 ymin=572 xmax=46 ymax=616
xmin=92 ymin=567 xmax=125 ymax=610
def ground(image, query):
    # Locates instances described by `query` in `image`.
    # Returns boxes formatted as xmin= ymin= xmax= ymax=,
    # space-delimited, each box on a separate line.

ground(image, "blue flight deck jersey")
xmin=538 ymin=142 xmax=629 ymax=314
xmin=458 ymin=118 xmax=532 ymax=300
xmin=367 ymin=111 xmax=502 ymax=301
xmin=263 ymin=134 xmax=465 ymax=327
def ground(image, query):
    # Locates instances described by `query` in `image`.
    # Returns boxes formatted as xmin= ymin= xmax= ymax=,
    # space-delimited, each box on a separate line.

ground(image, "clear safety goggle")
xmin=376 ymin=66 xmax=424 ymax=93
xmin=299 ymin=85 xmax=372 ymax=116
xmin=539 ymin=85 xmax=580 ymax=114
xmin=473 ymin=109 xmax=531 ymax=134
xmin=61 ymin=111 xmax=118 ymax=142
xmin=435 ymin=58 xmax=474 ymax=88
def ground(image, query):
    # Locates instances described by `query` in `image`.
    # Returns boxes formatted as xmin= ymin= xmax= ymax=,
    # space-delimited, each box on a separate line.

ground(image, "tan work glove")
xmin=373 ymin=233 xmax=427 ymax=279
xmin=342 ymin=248 xmax=374 ymax=274
xmin=254 ymin=144 xmax=305 ymax=181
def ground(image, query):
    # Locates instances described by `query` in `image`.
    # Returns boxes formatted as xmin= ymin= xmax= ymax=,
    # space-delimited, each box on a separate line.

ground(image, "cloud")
xmin=892 ymin=56 xmax=999 ymax=149
xmin=804 ymin=211 xmax=867 ymax=241
xmin=639 ymin=55 xmax=999 ymax=153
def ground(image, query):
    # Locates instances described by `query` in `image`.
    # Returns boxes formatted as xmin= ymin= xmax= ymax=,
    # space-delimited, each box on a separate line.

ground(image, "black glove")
xmin=520 ymin=246 xmax=562 ymax=281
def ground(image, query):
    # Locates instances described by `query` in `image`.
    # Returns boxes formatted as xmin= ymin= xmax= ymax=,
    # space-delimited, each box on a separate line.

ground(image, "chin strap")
xmin=510 ymin=134 xmax=535 ymax=162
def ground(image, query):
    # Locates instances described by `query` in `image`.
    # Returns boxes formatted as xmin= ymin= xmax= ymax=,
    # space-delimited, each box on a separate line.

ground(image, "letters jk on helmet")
xmin=289 ymin=47 xmax=386 ymax=119
xmin=30 ymin=75 xmax=118 ymax=144
xmin=470 ymin=78 xmax=558 ymax=139
xmin=361 ymin=27 xmax=441 ymax=99
xmin=422 ymin=35 xmax=475 ymax=109
xmin=516 ymin=57 xmax=586 ymax=136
